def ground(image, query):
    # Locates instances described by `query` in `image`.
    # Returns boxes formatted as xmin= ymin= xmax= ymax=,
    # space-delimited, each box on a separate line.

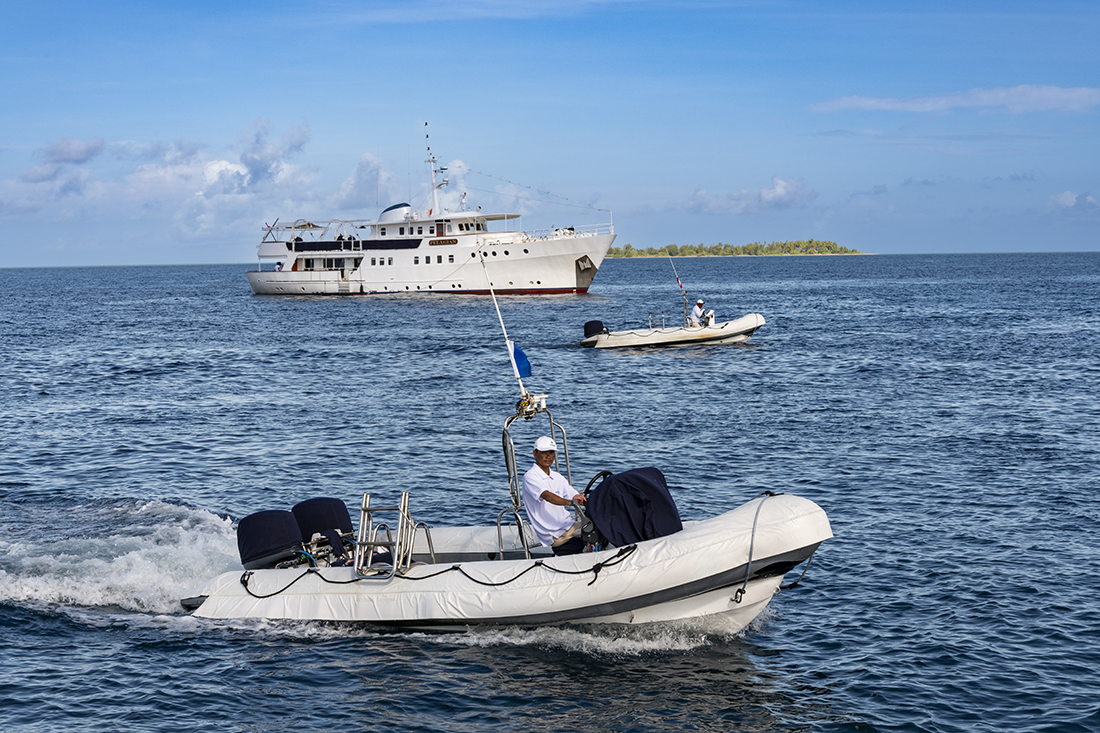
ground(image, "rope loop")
xmin=235 ymin=544 xmax=640 ymax=598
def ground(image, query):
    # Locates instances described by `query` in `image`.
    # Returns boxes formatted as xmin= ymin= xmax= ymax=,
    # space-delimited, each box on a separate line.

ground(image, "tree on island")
xmin=606 ymin=240 xmax=862 ymax=257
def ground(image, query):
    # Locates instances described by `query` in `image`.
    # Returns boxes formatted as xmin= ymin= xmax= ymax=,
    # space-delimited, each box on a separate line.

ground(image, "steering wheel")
xmin=583 ymin=470 xmax=613 ymax=497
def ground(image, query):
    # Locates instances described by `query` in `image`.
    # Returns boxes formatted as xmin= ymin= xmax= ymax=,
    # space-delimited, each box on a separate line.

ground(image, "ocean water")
xmin=1 ymin=252 xmax=1098 ymax=732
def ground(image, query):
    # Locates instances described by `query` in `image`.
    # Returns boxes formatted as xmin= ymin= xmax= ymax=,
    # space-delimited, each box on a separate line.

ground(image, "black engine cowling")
xmin=237 ymin=510 xmax=304 ymax=570
xmin=292 ymin=497 xmax=354 ymax=559
xmin=584 ymin=320 xmax=607 ymax=339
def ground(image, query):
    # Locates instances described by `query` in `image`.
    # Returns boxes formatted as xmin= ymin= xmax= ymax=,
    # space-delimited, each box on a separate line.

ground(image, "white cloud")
xmin=334 ymin=153 xmax=399 ymax=212
xmin=200 ymin=160 xmax=250 ymax=197
xmin=1051 ymin=190 xmax=1097 ymax=213
xmin=20 ymin=163 xmax=65 ymax=184
xmin=1053 ymin=190 xmax=1077 ymax=207
xmin=812 ymin=85 xmax=1100 ymax=114
xmin=0 ymin=121 xmax=321 ymax=236
xmin=44 ymin=137 xmax=105 ymax=164
xmin=113 ymin=140 xmax=204 ymax=165
xmin=236 ymin=120 xmax=311 ymax=188
xmin=686 ymin=176 xmax=817 ymax=215
xmin=19 ymin=136 xmax=105 ymax=183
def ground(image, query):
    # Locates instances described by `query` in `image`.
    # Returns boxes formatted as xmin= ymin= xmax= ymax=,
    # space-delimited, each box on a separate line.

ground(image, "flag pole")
xmin=480 ymin=251 xmax=528 ymax=396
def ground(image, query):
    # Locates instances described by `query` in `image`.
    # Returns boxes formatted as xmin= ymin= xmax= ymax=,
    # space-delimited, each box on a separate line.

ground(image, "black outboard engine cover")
xmin=292 ymin=497 xmax=354 ymax=558
xmin=586 ymin=467 xmax=683 ymax=546
xmin=237 ymin=510 xmax=304 ymax=570
xmin=584 ymin=320 xmax=607 ymax=339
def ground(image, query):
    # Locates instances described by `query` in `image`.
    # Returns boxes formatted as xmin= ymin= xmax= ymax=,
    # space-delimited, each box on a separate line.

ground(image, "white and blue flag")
xmin=509 ymin=341 xmax=532 ymax=379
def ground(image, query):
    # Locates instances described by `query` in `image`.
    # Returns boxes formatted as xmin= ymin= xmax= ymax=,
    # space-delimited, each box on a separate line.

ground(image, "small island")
xmin=607 ymin=240 xmax=862 ymax=257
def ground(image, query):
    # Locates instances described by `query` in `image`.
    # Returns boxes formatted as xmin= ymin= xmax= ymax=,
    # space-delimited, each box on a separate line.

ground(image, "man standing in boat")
xmin=690 ymin=298 xmax=706 ymax=326
xmin=522 ymin=436 xmax=586 ymax=555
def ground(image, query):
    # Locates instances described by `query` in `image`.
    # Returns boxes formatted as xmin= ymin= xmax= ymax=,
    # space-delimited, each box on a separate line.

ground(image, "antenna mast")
xmin=425 ymin=122 xmax=448 ymax=215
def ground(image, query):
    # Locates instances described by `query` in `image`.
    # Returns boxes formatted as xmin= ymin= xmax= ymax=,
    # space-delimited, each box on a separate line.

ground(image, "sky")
xmin=1 ymin=0 xmax=1097 ymax=267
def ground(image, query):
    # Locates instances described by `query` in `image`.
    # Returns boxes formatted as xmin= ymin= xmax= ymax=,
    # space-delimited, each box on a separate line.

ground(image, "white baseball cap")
xmin=696 ymin=299 xmax=704 ymax=304
xmin=533 ymin=436 xmax=557 ymax=452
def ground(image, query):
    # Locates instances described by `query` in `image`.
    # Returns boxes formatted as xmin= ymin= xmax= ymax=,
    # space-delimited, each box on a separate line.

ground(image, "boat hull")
xmin=581 ymin=313 xmax=766 ymax=348
xmin=247 ymin=233 xmax=616 ymax=295
xmin=183 ymin=493 xmax=830 ymax=629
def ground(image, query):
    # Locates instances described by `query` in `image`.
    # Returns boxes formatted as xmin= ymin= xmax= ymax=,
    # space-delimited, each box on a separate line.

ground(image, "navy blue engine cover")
xmin=585 ymin=467 xmax=683 ymax=546
xmin=292 ymin=497 xmax=353 ymax=539
xmin=584 ymin=320 xmax=607 ymax=339
xmin=292 ymin=497 xmax=354 ymax=559
xmin=237 ymin=510 xmax=304 ymax=569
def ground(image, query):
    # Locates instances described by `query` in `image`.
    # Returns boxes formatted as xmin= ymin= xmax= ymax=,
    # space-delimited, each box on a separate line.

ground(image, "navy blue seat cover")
xmin=586 ymin=467 xmax=683 ymax=546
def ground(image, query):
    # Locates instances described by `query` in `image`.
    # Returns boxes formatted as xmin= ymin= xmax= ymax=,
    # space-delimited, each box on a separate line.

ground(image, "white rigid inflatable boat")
xmin=581 ymin=312 xmax=765 ymax=349
xmin=181 ymin=394 xmax=831 ymax=631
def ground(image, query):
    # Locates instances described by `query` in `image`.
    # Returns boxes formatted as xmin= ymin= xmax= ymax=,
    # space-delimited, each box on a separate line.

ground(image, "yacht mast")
xmin=425 ymin=123 xmax=447 ymax=215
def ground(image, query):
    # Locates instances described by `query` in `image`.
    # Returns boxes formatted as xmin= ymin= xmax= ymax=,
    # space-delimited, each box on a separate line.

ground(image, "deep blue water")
xmin=2 ymin=253 xmax=1099 ymax=732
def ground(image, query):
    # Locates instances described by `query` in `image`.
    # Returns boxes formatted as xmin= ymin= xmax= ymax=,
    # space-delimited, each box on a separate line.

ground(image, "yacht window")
xmin=447 ymin=224 xmax=452 ymax=233
xmin=476 ymin=223 xmax=482 ymax=231
xmin=400 ymin=227 xmax=405 ymax=235
xmin=371 ymin=258 xmax=376 ymax=266
xmin=417 ymin=226 xmax=423 ymax=235
xmin=437 ymin=255 xmax=442 ymax=264
xmin=414 ymin=256 xmax=419 ymax=265
xmin=388 ymin=257 xmax=393 ymax=265
xmin=429 ymin=225 xmax=435 ymax=234
xmin=354 ymin=258 xmax=362 ymax=268
xmin=335 ymin=258 xmax=344 ymax=268
xmin=304 ymin=258 xmax=314 ymax=270
xmin=448 ymin=254 xmax=454 ymax=263
xmin=381 ymin=227 xmax=386 ymax=236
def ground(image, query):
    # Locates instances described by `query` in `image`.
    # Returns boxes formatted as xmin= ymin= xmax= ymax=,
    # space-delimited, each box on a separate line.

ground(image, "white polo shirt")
xmin=521 ymin=464 xmax=580 ymax=546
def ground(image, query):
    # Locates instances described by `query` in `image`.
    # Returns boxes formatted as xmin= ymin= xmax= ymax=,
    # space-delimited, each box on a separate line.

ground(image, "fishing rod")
xmin=667 ymin=254 xmax=689 ymax=326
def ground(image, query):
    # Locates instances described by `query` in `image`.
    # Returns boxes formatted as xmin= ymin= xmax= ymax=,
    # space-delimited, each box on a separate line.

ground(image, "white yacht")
xmin=246 ymin=152 xmax=616 ymax=295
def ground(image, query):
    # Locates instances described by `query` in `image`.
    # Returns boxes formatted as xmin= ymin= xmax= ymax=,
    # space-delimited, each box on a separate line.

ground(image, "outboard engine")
xmin=584 ymin=320 xmax=607 ymax=339
xmin=237 ymin=510 xmax=304 ymax=570
xmin=292 ymin=497 xmax=354 ymax=560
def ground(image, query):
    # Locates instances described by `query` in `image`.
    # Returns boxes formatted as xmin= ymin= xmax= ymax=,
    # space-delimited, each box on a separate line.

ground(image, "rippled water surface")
xmin=2 ymin=253 xmax=1099 ymax=732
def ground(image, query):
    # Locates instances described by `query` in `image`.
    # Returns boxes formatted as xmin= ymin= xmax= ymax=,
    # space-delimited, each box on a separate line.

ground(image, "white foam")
xmin=0 ymin=500 xmax=239 ymax=615
xmin=422 ymin=611 xmax=766 ymax=656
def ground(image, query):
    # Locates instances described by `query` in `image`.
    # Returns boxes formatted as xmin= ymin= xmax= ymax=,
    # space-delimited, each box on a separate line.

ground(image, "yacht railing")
xmin=523 ymin=222 xmax=614 ymax=240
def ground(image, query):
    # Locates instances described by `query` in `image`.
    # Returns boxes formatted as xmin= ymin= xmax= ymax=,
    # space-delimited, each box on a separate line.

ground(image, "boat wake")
xmin=0 ymin=497 xmax=239 ymax=616
xmin=426 ymin=609 xmax=778 ymax=655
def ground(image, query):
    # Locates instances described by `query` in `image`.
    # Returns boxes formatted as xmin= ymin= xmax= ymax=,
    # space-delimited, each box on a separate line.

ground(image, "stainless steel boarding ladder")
xmin=354 ymin=492 xmax=435 ymax=579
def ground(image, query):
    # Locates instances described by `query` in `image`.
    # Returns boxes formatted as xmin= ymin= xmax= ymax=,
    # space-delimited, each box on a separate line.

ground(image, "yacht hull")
xmin=247 ymin=233 xmax=616 ymax=295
